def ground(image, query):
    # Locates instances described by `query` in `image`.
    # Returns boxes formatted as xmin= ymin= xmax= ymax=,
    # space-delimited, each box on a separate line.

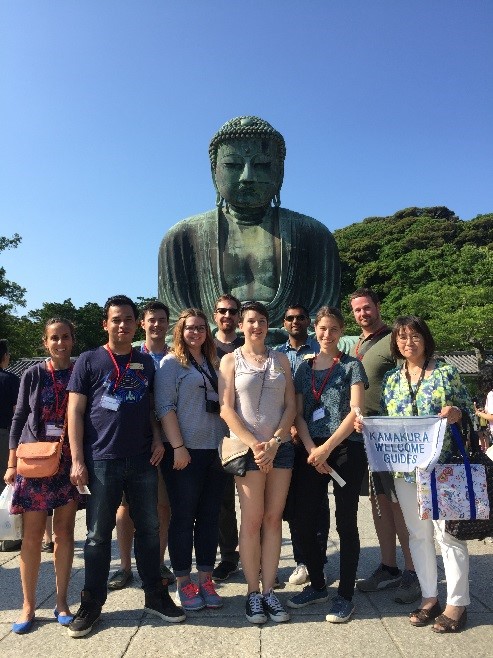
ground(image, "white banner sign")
xmin=362 ymin=416 xmax=447 ymax=473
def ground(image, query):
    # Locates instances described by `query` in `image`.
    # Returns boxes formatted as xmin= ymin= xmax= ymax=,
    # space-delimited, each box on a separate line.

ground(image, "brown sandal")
xmin=432 ymin=609 xmax=467 ymax=633
xmin=409 ymin=600 xmax=442 ymax=627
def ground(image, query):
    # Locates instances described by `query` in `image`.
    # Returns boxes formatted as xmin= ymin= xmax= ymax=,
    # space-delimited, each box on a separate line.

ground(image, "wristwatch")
xmin=272 ymin=436 xmax=282 ymax=445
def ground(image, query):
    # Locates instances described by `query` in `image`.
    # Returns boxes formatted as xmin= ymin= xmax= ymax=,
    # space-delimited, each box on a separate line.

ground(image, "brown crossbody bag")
xmin=16 ymin=419 xmax=66 ymax=478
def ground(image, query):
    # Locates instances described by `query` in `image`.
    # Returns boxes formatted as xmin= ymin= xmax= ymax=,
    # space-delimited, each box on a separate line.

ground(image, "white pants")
xmin=394 ymin=479 xmax=470 ymax=606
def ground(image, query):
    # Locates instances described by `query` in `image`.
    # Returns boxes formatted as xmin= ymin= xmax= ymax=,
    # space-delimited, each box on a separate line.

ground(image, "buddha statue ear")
xmin=211 ymin=166 xmax=224 ymax=208
xmin=215 ymin=190 xmax=224 ymax=208
xmin=273 ymin=163 xmax=284 ymax=207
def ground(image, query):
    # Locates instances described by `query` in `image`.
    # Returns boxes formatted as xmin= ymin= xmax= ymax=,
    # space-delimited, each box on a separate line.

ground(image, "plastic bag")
xmin=0 ymin=485 xmax=23 ymax=540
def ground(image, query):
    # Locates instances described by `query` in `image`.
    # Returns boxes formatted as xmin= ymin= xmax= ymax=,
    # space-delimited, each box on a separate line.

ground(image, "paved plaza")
xmin=1 ymin=486 xmax=492 ymax=657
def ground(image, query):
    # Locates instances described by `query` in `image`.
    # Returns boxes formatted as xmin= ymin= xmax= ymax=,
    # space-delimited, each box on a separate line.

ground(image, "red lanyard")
xmin=104 ymin=344 xmax=133 ymax=393
xmin=311 ymin=351 xmax=342 ymax=403
xmin=47 ymin=359 xmax=72 ymax=421
xmin=355 ymin=325 xmax=388 ymax=360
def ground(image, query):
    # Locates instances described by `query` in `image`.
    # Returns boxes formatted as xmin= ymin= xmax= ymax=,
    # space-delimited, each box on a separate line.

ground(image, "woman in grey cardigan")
xmin=155 ymin=308 xmax=227 ymax=612
xmin=4 ymin=318 xmax=80 ymax=634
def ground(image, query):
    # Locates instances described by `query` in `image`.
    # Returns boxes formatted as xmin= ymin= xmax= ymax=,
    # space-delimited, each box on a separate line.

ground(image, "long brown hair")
xmin=172 ymin=308 xmax=219 ymax=368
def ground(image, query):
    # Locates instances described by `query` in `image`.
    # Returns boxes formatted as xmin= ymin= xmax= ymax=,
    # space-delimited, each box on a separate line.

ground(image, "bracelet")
xmin=7 ymin=465 xmax=17 ymax=469
xmin=173 ymin=444 xmax=184 ymax=450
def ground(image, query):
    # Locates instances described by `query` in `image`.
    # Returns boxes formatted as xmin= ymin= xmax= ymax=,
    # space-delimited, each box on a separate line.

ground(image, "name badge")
xmin=129 ymin=362 xmax=144 ymax=370
xmin=312 ymin=407 xmax=325 ymax=422
xmin=101 ymin=394 xmax=120 ymax=411
xmin=46 ymin=422 xmax=63 ymax=437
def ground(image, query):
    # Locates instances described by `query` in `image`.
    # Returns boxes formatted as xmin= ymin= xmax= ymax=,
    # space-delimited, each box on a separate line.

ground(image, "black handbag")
xmin=445 ymin=418 xmax=493 ymax=540
xmin=219 ymin=435 xmax=248 ymax=477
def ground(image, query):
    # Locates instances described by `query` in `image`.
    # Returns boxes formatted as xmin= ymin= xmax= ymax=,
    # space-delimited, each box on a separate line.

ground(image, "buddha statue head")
xmin=209 ymin=116 xmax=286 ymax=212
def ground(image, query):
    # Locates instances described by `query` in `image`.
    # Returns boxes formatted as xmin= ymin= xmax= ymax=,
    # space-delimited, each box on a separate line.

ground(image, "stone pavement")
xmin=1 ymin=487 xmax=492 ymax=658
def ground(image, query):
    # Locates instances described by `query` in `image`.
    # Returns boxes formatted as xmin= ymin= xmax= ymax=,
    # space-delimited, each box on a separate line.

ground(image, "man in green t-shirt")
xmin=349 ymin=288 xmax=420 ymax=604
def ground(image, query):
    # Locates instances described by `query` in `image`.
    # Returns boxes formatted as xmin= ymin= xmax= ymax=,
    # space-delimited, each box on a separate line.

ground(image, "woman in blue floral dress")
xmin=377 ymin=316 xmax=471 ymax=633
xmin=4 ymin=318 xmax=80 ymax=634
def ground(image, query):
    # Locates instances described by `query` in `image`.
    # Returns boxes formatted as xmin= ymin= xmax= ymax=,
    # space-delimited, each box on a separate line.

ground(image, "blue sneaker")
xmin=199 ymin=576 xmax=223 ymax=608
xmin=175 ymin=581 xmax=206 ymax=611
xmin=325 ymin=595 xmax=354 ymax=623
xmin=287 ymin=585 xmax=329 ymax=608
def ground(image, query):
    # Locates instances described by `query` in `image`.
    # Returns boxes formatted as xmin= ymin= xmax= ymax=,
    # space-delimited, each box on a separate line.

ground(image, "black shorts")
xmin=360 ymin=470 xmax=395 ymax=499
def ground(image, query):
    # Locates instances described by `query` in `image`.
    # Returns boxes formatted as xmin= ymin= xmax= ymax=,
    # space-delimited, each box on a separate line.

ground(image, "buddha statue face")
xmin=214 ymin=138 xmax=283 ymax=211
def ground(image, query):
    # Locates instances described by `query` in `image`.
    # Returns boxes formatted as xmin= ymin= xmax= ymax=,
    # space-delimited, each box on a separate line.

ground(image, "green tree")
xmin=334 ymin=208 xmax=493 ymax=351
xmin=0 ymin=234 xmax=27 ymax=357
xmin=27 ymin=299 xmax=105 ymax=355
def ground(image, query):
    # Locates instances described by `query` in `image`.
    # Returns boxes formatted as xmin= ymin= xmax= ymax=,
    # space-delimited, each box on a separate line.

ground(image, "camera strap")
xmin=189 ymin=354 xmax=218 ymax=400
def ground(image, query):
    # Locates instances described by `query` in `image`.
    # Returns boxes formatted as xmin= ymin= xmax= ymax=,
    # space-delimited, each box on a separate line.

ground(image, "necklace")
xmin=243 ymin=348 xmax=268 ymax=364
xmin=407 ymin=361 xmax=427 ymax=375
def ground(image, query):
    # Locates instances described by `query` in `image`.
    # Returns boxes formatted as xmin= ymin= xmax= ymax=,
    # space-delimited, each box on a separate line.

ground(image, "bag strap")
xmin=60 ymin=415 xmax=68 ymax=446
xmin=432 ymin=424 xmax=476 ymax=520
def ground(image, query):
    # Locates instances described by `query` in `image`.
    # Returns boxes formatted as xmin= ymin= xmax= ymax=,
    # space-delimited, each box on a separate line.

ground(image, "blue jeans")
xmin=162 ymin=448 xmax=226 ymax=576
xmin=85 ymin=453 xmax=160 ymax=605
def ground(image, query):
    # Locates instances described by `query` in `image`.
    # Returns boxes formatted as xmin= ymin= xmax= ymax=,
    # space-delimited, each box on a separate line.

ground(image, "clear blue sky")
xmin=1 ymin=1 xmax=492 ymax=314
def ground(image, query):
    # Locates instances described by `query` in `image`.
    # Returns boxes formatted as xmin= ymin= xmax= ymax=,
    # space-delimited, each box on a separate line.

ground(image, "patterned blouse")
xmin=381 ymin=360 xmax=473 ymax=480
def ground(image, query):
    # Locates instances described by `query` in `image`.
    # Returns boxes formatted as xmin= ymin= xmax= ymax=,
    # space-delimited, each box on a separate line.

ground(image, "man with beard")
xmin=211 ymin=294 xmax=244 ymax=581
xmin=350 ymin=288 xmax=420 ymax=604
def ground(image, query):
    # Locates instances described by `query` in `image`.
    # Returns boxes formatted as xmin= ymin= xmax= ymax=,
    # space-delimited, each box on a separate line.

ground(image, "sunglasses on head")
xmin=215 ymin=307 xmax=239 ymax=316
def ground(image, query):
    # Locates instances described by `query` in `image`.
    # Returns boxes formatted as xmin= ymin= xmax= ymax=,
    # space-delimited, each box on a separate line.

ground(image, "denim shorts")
xmin=245 ymin=441 xmax=295 ymax=471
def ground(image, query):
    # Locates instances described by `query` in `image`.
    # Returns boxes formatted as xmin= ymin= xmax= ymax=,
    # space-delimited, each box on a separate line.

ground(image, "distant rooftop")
xmin=7 ymin=357 xmax=77 ymax=377
xmin=438 ymin=351 xmax=493 ymax=376
xmin=7 ymin=352 xmax=492 ymax=378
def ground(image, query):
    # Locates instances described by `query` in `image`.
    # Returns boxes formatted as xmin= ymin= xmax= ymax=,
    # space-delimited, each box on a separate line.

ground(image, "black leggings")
xmin=292 ymin=440 xmax=367 ymax=599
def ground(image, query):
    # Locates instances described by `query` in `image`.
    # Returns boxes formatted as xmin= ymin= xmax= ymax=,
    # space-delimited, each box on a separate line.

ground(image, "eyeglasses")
xmin=285 ymin=314 xmax=307 ymax=322
xmin=184 ymin=325 xmax=207 ymax=333
xmin=396 ymin=334 xmax=423 ymax=343
xmin=215 ymin=308 xmax=238 ymax=316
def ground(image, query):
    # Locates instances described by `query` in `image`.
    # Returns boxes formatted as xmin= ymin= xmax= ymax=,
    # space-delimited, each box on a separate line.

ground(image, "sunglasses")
xmin=285 ymin=314 xmax=307 ymax=322
xmin=215 ymin=308 xmax=239 ymax=316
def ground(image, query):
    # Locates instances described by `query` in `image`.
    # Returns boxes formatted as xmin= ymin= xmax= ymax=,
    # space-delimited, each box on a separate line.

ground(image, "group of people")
xmin=1 ymin=287 xmax=481 ymax=637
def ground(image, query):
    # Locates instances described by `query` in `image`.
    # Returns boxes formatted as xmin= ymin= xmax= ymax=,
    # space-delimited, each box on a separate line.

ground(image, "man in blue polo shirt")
xmin=276 ymin=305 xmax=320 ymax=371
xmin=67 ymin=295 xmax=185 ymax=638
xmin=276 ymin=305 xmax=329 ymax=587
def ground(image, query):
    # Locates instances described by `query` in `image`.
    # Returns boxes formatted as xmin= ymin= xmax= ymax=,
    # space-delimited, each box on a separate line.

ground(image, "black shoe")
xmin=245 ymin=591 xmax=267 ymax=624
xmin=212 ymin=560 xmax=239 ymax=581
xmin=67 ymin=590 xmax=102 ymax=638
xmin=144 ymin=584 xmax=186 ymax=623
xmin=0 ymin=539 xmax=22 ymax=552
xmin=41 ymin=541 xmax=54 ymax=553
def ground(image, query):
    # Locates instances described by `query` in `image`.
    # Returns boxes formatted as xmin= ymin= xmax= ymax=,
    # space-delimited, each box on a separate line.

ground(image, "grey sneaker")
xmin=108 ymin=568 xmax=133 ymax=590
xmin=356 ymin=565 xmax=401 ymax=592
xmin=394 ymin=570 xmax=421 ymax=604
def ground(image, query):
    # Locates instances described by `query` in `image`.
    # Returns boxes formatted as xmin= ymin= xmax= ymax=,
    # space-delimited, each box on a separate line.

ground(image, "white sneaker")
xmin=288 ymin=563 xmax=310 ymax=585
